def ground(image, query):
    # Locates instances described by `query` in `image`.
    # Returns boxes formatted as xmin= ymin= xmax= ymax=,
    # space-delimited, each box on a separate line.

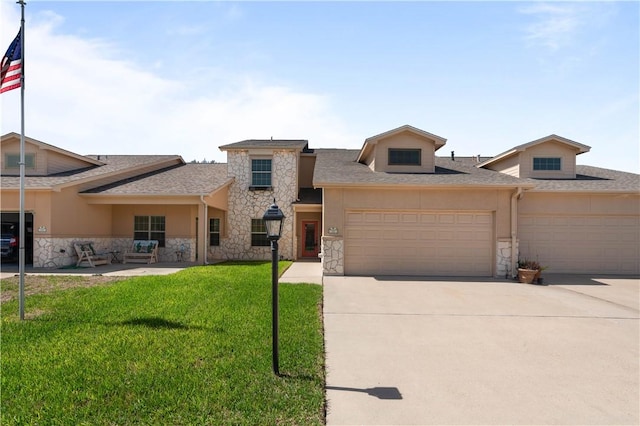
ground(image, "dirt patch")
xmin=0 ymin=274 xmax=126 ymax=303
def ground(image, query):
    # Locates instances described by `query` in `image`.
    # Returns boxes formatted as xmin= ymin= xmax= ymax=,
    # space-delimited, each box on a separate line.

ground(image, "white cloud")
xmin=519 ymin=2 xmax=614 ymax=52
xmin=520 ymin=3 xmax=581 ymax=51
xmin=1 ymin=3 xmax=355 ymax=163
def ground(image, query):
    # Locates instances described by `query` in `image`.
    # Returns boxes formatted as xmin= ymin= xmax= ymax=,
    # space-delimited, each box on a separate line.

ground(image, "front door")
xmin=301 ymin=221 xmax=319 ymax=258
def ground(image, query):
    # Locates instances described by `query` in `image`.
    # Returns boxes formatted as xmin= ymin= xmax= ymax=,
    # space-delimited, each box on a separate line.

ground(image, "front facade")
xmin=2 ymin=125 xmax=638 ymax=276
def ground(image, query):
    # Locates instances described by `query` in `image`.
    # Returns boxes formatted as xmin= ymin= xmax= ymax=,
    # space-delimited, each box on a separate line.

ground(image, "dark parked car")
xmin=1 ymin=234 xmax=18 ymax=261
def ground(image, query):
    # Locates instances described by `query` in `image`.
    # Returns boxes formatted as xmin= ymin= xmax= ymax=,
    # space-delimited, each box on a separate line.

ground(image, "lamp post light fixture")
xmin=262 ymin=200 xmax=285 ymax=375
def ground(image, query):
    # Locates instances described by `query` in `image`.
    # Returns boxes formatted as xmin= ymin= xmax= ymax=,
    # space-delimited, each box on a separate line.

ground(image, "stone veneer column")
xmin=496 ymin=239 xmax=517 ymax=278
xmin=221 ymin=150 xmax=297 ymax=260
xmin=321 ymin=236 xmax=344 ymax=275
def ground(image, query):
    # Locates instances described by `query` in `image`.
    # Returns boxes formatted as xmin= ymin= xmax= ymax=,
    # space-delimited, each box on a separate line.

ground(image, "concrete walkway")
xmin=1 ymin=260 xmax=324 ymax=282
xmin=280 ymin=261 xmax=323 ymax=284
xmin=0 ymin=261 xmax=196 ymax=279
xmin=324 ymin=275 xmax=639 ymax=425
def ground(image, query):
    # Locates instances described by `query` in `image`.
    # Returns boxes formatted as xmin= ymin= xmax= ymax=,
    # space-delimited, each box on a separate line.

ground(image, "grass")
xmin=1 ymin=262 xmax=325 ymax=425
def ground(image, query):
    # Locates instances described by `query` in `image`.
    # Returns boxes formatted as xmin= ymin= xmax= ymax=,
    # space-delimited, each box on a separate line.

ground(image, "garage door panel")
xmin=438 ymin=214 xmax=456 ymax=224
xmin=345 ymin=211 xmax=493 ymax=276
xmin=519 ymin=214 xmax=639 ymax=274
xmin=420 ymin=214 xmax=437 ymax=224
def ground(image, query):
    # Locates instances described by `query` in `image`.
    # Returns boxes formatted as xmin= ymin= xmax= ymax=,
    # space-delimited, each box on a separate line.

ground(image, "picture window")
xmin=134 ymin=215 xmax=165 ymax=247
xmin=5 ymin=153 xmax=35 ymax=169
xmin=533 ymin=157 xmax=561 ymax=171
xmin=388 ymin=149 xmax=421 ymax=166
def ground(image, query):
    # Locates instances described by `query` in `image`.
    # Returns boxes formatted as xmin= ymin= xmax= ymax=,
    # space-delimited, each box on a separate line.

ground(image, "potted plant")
xmin=517 ymin=259 xmax=546 ymax=284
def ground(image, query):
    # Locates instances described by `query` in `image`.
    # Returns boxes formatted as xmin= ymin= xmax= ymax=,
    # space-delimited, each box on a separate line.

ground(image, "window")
xmin=251 ymin=158 xmax=272 ymax=188
xmin=209 ymin=218 xmax=220 ymax=246
xmin=533 ymin=157 xmax=561 ymax=171
xmin=5 ymin=153 xmax=35 ymax=169
xmin=388 ymin=149 xmax=421 ymax=166
xmin=251 ymin=218 xmax=269 ymax=246
xmin=134 ymin=216 xmax=165 ymax=247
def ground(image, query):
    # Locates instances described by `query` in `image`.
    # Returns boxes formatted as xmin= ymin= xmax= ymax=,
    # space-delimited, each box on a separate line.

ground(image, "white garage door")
xmin=344 ymin=211 xmax=493 ymax=276
xmin=519 ymin=215 xmax=640 ymax=274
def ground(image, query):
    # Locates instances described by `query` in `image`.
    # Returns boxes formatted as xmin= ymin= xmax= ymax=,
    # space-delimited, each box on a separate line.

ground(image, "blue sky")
xmin=1 ymin=1 xmax=638 ymax=172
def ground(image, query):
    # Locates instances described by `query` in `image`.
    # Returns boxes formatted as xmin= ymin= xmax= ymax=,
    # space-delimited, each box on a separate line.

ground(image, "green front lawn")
xmin=1 ymin=262 xmax=324 ymax=425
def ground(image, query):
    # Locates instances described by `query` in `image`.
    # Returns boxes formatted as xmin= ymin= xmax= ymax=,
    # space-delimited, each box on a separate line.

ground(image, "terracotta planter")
xmin=517 ymin=268 xmax=539 ymax=284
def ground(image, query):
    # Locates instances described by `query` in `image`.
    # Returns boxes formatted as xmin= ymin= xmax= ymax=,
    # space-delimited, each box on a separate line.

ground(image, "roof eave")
xmin=1 ymin=133 xmax=105 ymax=166
xmin=314 ymin=181 xmax=535 ymax=190
xmin=53 ymin=157 xmax=184 ymax=191
xmin=477 ymin=149 xmax=519 ymax=168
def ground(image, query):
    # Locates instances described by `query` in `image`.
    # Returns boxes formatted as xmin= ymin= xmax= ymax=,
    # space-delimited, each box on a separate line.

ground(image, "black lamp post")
xmin=262 ymin=200 xmax=285 ymax=375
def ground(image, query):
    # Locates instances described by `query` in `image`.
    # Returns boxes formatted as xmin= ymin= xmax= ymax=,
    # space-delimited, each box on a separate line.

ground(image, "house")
xmin=1 ymin=125 xmax=638 ymax=276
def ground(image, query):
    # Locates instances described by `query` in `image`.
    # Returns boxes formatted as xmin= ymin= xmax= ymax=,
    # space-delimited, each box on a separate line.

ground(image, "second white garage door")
xmin=344 ymin=211 xmax=494 ymax=276
xmin=519 ymin=214 xmax=640 ymax=274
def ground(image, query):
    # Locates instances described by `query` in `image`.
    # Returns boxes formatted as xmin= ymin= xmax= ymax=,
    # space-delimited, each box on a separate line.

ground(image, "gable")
xmin=521 ymin=140 xmax=579 ymax=178
xmin=479 ymin=135 xmax=590 ymax=179
xmin=357 ymin=125 xmax=447 ymax=173
xmin=1 ymin=133 xmax=102 ymax=176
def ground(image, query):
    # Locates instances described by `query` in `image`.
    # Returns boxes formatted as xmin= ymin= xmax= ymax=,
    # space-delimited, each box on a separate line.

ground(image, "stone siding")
xmin=496 ymin=239 xmax=518 ymax=278
xmin=218 ymin=150 xmax=297 ymax=260
xmin=321 ymin=236 xmax=344 ymax=275
xmin=34 ymin=237 xmax=116 ymax=268
xmin=164 ymin=238 xmax=196 ymax=262
xmin=33 ymin=237 xmax=194 ymax=267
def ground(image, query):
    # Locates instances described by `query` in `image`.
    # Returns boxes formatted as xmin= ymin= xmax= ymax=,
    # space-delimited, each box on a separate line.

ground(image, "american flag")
xmin=1 ymin=30 xmax=22 ymax=94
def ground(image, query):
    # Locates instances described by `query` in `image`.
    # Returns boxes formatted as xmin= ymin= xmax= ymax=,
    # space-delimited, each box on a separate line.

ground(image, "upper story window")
xmin=388 ymin=148 xmax=421 ymax=166
xmin=134 ymin=215 xmax=165 ymax=247
xmin=533 ymin=157 xmax=561 ymax=171
xmin=5 ymin=153 xmax=35 ymax=169
xmin=251 ymin=158 xmax=272 ymax=188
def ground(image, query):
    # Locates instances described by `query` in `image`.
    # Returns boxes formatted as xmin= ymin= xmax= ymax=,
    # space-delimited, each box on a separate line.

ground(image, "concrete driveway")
xmin=324 ymin=274 xmax=639 ymax=425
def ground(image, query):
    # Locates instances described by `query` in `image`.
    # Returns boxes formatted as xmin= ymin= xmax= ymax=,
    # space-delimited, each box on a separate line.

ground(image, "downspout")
xmin=200 ymin=195 xmax=208 ymax=265
xmin=510 ymin=187 xmax=523 ymax=278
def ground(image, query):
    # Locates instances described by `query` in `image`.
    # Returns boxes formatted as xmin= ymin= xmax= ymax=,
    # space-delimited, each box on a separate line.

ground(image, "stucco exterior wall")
xmin=218 ymin=149 xmax=297 ymax=260
xmin=51 ymin=188 xmax=113 ymax=237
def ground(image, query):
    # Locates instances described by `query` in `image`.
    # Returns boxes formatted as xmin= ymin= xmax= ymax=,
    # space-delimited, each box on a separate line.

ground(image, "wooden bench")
xmin=74 ymin=241 xmax=111 ymax=267
xmin=123 ymin=240 xmax=159 ymax=264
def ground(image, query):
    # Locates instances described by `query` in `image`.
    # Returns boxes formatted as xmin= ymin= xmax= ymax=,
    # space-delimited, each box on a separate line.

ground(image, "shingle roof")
xmin=523 ymin=165 xmax=640 ymax=192
xmin=312 ymin=150 xmax=639 ymax=192
xmin=313 ymin=149 xmax=532 ymax=187
xmin=82 ymin=163 xmax=231 ymax=195
xmin=0 ymin=155 xmax=183 ymax=189
xmin=219 ymin=139 xmax=309 ymax=150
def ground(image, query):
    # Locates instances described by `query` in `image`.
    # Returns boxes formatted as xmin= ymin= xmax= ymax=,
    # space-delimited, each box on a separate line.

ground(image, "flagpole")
xmin=18 ymin=0 xmax=26 ymax=321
